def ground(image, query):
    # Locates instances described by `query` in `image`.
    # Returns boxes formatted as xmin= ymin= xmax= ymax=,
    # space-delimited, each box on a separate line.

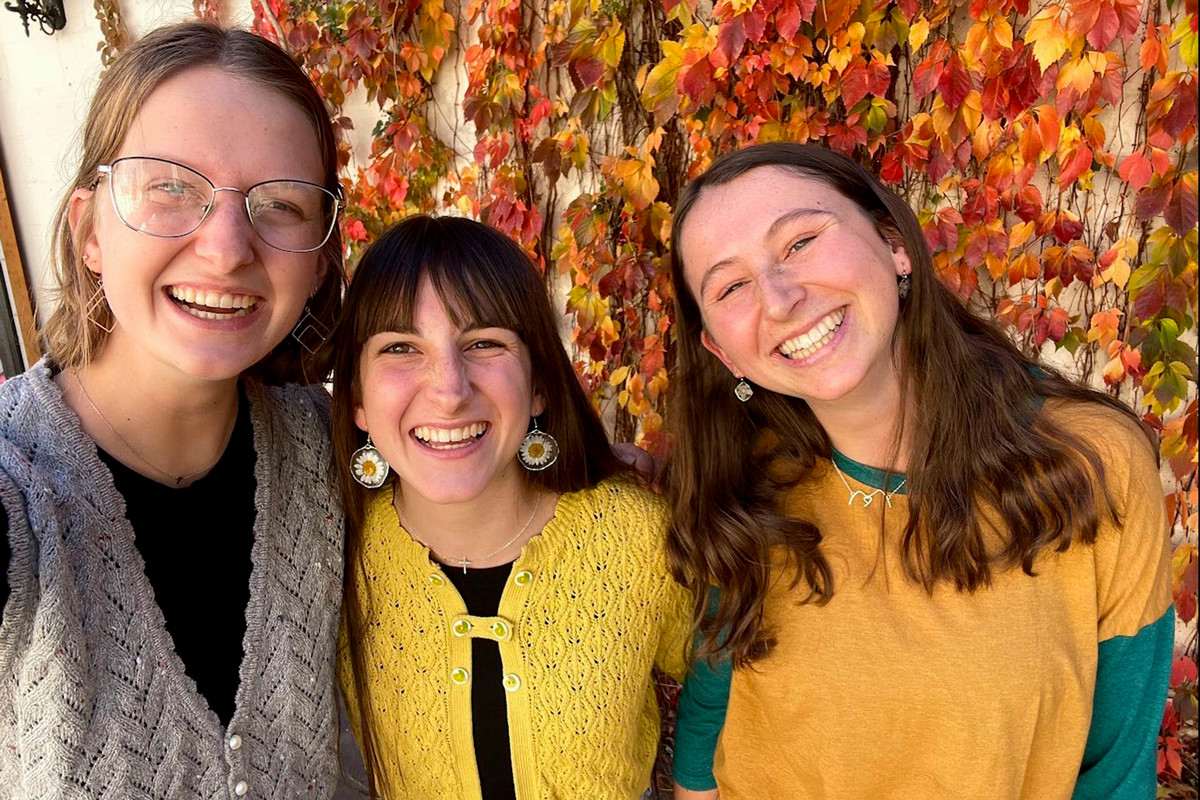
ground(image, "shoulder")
xmin=1041 ymin=399 xmax=1157 ymax=485
xmin=556 ymin=478 xmax=669 ymax=544
xmin=248 ymin=382 xmax=332 ymax=448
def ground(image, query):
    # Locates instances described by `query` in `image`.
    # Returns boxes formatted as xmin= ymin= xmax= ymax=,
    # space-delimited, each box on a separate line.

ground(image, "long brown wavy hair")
xmin=326 ymin=215 xmax=624 ymax=796
xmin=665 ymin=143 xmax=1150 ymax=667
xmin=42 ymin=21 xmax=344 ymax=385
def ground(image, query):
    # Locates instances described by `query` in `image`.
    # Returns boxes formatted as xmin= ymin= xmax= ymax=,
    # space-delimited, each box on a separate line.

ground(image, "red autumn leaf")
xmin=879 ymin=151 xmax=905 ymax=183
xmin=1057 ymin=143 xmax=1093 ymax=187
xmin=743 ymin=6 xmax=768 ymax=41
xmin=1015 ymin=184 xmax=1044 ymax=221
xmin=1052 ymin=213 xmax=1085 ymax=243
xmin=1161 ymin=76 xmax=1199 ymax=138
xmin=571 ymin=56 xmax=605 ymax=89
xmin=1135 ymin=181 xmax=1171 ymax=222
xmin=1117 ymin=152 xmax=1153 ymax=191
xmin=1171 ymin=656 xmax=1198 ymax=685
xmin=913 ymin=56 xmax=943 ymax=100
xmin=841 ymin=61 xmax=870 ymax=108
xmin=679 ymin=58 xmax=715 ymax=101
xmin=1085 ymin=1 xmax=1120 ymax=50
xmin=1165 ymin=173 xmax=1199 ymax=236
xmin=776 ymin=1 xmax=801 ymax=39
xmin=937 ymin=53 xmax=971 ymax=108
xmin=717 ymin=16 xmax=748 ymax=64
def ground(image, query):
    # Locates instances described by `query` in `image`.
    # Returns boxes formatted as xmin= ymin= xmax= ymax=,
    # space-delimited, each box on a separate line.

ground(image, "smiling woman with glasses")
xmin=0 ymin=22 xmax=350 ymax=799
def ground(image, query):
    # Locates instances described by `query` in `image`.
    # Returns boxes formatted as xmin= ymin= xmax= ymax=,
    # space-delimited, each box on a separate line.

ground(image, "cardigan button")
xmin=502 ymin=673 xmax=521 ymax=692
xmin=227 ymin=734 xmax=242 ymax=751
xmin=451 ymin=667 xmax=470 ymax=685
xmin=491 ymin=621 xmax=510 ymax=640
xmin=452 ymin=619 xmax=472 ymax=637
xmin=234 ymin=780 xmax=249 ymax=796
xmin=513 ymin=570 xmax=533 ymax=586
xmin=428 ymin=572 xmax=446 ymax=587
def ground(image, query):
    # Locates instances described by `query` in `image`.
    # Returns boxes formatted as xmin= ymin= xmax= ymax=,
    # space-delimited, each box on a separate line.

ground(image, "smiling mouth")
xmin=167 ymin=287 xmax=261 ymax=320
xmin=778 ymin=307 xmax=846 ymax=359
xmin=413 ymin=423 xmax=489 ymax=450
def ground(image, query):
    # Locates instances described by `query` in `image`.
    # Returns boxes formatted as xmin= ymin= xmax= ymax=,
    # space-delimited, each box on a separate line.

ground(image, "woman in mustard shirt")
xmin=666 ymin=143 xmax=1173 ymax=800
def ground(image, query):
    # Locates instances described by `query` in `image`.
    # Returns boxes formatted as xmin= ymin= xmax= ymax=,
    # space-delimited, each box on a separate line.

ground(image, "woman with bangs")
xmin=329 ymin=214 xmax=692 ymax=800
xmin=665 ymin=143 xmax=1174 ymax=800
xmin=0 ymin=22 xmax=346 ymax=798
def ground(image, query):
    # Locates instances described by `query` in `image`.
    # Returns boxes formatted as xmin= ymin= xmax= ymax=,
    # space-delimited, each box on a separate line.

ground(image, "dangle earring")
xmin=734 ymin=377 xmax=754 ymax=403
xmin=897 ymin=271 xmax=911 ymax=300
xmin=291 ymin=305 xmax=329 ymax=354
xmin=350 ymin=435 xmax=390 ymax=488
xmin=84 ymin=271 xmax=114 ymax=334
xmin=518 ymin=417 xmax=559 ymax=471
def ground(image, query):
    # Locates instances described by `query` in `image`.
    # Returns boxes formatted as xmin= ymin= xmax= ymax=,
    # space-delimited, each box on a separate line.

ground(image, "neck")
xmin=393 ymin=479 xmax=551 ymax=570
xmin=808 ymin=371 xmax=908 ymax=472
xmin=58 ymin=345 xmax=240 ymax=487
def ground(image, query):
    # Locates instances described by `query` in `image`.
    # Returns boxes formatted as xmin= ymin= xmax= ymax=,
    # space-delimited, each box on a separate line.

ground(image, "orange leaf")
xmin=1117 ymin=152 xmax=1153 ymax=191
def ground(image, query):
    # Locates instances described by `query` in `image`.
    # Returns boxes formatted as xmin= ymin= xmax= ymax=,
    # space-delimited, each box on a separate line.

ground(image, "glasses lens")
xmin=109 ymin=158 xmax=212 ymax=237
xmin=247 ymin=181 xmax=339 ymax=252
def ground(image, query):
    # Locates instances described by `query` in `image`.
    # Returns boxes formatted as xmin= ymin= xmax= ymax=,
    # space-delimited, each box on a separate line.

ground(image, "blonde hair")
xmin=42 ymin=21 xmax=344 ymax=383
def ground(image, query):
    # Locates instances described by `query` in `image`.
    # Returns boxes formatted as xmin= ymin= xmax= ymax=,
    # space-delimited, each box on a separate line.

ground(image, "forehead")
xmin=678 ymin=167 xmax=849 ymax=269
xmin=118 ymin=65 xmax=324 ymax=185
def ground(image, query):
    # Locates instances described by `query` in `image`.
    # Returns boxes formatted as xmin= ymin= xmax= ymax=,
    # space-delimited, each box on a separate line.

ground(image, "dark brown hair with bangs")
xmin=327 ymin=214 xmax=623 ymax=796
xmin=665 ymin=142 xmax=1151 ymax=668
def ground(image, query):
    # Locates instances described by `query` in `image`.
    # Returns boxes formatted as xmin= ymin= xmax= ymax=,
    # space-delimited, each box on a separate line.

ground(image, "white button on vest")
xmin=228 ymin=734 xmax=242 ymax=750
xmin=234 ymin=780 xmax=249 ymax=796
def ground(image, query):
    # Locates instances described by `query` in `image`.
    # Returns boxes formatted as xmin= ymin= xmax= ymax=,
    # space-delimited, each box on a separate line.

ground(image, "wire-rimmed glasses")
xmin=94 ymin=156 xmax=343 ymax=254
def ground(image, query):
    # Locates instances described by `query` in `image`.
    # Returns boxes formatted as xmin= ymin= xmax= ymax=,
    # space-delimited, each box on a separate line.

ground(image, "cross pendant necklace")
xmin=398 ymin=494 xmax=543 ymax=573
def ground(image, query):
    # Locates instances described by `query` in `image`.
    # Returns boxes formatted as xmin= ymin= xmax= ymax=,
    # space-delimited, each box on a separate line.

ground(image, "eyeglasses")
xmin=94 ymin=156 xmax=343 ymax=253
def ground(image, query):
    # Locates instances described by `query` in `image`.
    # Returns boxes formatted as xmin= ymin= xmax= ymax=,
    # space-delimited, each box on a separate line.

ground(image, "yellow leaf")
xmin=909 ymin=15 xmax=930 ymax=51
xmin=1026 ymin=6 xmax=1068 ymax=72
xmin=1009 ymin=220 xmax=1036 ymax=250
xmin=609 ymin=365 xmax=631 ymax=386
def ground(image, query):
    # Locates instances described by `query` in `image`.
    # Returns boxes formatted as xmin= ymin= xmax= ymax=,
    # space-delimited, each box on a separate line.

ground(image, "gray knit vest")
xmin=0 ymin=362 xmax=344 ymax=800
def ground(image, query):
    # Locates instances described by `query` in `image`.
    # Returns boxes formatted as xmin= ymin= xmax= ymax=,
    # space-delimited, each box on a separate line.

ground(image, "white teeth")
xmin=779 ymin=308 xmax=846 ymax=359
xmin=168 ymin=287 xmax=259 ymax=312
xmin=414 ymin=423 xmax=488 ymax=446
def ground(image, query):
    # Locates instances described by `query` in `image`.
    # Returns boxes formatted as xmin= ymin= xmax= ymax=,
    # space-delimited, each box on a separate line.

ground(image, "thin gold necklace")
xmin=397 ymin=493 xmax=543 ymax=573
xmin=831 ymin=460 xmax=907 ymax=509
xmin=73 ymin=370 xmax=224 ymax=487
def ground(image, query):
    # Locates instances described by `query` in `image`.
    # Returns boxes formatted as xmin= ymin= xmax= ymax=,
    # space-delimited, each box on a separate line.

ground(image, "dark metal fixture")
xmin=5 ymin=0 xmax=65 ymax=36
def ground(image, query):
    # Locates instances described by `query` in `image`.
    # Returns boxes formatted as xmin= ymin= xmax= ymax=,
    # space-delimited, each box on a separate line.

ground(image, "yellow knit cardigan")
xmin=339 ymin=479 xmax=693 ymax=799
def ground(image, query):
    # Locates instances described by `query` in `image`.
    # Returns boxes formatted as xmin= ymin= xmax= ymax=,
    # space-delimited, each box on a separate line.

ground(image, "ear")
xmin=311 ymin=258 xmax=329 ymax=298
xmin=68 ymin=188 xmax=102 ymax=277
xmin=700 ymin=329 xmax=741 ymax=378
xmin=530 ymin=387 xmax=546 ymax=418
xmin=353 ymin=403 xmax=369 ymax=433
xmin=891 ymin=245 xmax=912 ymax=278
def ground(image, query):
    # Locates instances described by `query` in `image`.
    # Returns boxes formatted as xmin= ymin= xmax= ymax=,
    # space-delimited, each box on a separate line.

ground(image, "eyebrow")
xmin=698 ymin=207 xmax=831 ymax=298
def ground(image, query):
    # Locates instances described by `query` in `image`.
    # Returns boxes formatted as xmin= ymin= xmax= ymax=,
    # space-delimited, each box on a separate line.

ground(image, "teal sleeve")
xmin=672 ymin=589 xmax=733 ymax=791
xmin=1072 ymin=607 xmax=1174 ymax=800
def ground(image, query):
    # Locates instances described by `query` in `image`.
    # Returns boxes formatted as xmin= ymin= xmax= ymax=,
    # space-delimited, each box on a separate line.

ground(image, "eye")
xmin=716 ymin=280 xmax=747 ymax=301
xmin=786 ymin=236 xmax=815 ymax=257
xmin=381 ymin=341 xmax=416 ymax=355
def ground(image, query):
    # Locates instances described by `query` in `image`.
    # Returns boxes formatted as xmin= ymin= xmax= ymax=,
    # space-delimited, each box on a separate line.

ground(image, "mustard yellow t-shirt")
xmin=674 ymin=401 xmax=1174 ymax=799
xmin=340 ymin=479 xmax=693 ymax=799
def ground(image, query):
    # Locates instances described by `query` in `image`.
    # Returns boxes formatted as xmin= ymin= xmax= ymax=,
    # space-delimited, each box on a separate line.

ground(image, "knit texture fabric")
xmin=0 ymin=361 xmax=345 ymax=800
xmin=340 ymin=479 xmax=693 ymax=800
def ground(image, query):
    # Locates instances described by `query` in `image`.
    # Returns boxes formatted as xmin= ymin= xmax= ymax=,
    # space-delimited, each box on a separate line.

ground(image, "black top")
xmin=0 ymin=390 xmax=255 ymax=728
xmin=445 ymin=561 xmax=517 ymax=800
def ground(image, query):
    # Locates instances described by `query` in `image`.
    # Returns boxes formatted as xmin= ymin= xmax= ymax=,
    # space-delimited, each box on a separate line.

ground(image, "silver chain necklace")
xmin=73 ymin=370 xmax=223 ymax=487
xmin=832 ymin=460 xmax=907 ymax=509
xmin=397 ymin=493 xmax=543 ymax=573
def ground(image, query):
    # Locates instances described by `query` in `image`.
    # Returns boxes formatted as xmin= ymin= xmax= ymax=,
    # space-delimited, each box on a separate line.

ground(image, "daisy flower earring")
xmin=518 ymin=417 xmax=559 ymax=471
xmin=351 ymin=435 xmax=390 ymax=488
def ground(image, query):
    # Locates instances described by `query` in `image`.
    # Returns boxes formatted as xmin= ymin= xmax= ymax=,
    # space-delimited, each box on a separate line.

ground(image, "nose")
xmin=759 ymin=262 xmax=805 ymax=321
xmin=191 ymin=188 xmax=256 ymax=269
xmin=426 ymin=349 xmax=472 ymax=409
